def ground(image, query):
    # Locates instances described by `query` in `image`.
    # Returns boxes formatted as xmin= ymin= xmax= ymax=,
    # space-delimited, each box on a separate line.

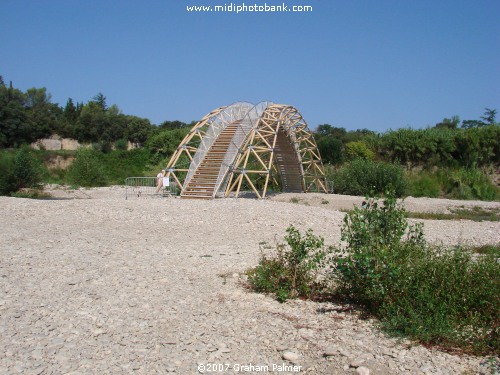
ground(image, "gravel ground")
xmin=0 ymin=187 xmax=498 ymax=374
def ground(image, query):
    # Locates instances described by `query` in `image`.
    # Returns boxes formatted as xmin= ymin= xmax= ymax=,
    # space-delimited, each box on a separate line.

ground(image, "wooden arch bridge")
xmin=164 ymin=102 xmax=327 ymax=199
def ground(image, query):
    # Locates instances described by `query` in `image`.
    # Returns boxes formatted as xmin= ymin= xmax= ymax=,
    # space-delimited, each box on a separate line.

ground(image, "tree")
xmin=92 ymin=92 xmax=107 ymax=111
xmin=74 ymin=102 xmax=104 ymax=142
xmin=126 ymin=117 xmax=153 ymax=145
xmin=345 ymin=141 xmax=375 ymax=160
xmin=435 ymin=116 xmax=460 ymax=129
xmin=316 ymin=124 xmax=334 ymax=137
xmin=159 ymin=120 xmax=190 ymax=130
xmin=461 ymin=120 xmax=485 ymax=129
xmin=146 ymin=127 xmax=189 ymax=159
xmin=315 ymin=124 xmax=349 ymax=142
xmin=64 ymin=98 xmax=78 ymax=122
xmin=317 ymin=137 xmax=344 ymax=164
xmin=480 ymin=108 xmax=497 ymax=125
xmin=461 ymin=108 xmax=497 ymax=129
xmin=25 ymin=87 xmax=61 ymax=140
xmin=0 ymin=83 xmax=29 ymax=147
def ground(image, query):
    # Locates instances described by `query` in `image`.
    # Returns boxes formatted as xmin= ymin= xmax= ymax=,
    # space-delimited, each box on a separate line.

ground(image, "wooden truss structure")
xmin=164 ymin=102 xmax=327 ymax=199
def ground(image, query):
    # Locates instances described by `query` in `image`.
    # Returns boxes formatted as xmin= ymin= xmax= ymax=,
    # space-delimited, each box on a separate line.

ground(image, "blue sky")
xmin=1 ymin=0 xmax=499 ymax=132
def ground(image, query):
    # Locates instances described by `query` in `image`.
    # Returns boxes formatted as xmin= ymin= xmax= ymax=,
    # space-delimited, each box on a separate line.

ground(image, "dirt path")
xmin=0 ymin=187 xmax=498 ymax=374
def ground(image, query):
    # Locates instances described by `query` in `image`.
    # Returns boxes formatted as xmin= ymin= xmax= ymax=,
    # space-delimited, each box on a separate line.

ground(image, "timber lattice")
xmin=164 ymin=102 xmax=327 ymax=199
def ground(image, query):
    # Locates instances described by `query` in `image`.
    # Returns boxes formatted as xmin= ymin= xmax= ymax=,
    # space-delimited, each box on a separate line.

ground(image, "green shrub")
xmin=331 ymin=193 xmax=499 ymax=354
xmin=247 ymin=225 xmax=328 ymax=302
xmin=12 ymin=146 xmax=43 ymax=190
xmin=317 ymin=137 xmax=344 ymax=164
xmin=115 ymin=138 xmax=129 ymax=151
xmin=406 ymin=167 xmax=499 ymax=201
xmin=92 ymin=140 xmax=112 ymax=153
xmin=407 ymin=171 xmax=441 ymax=198
xmin=67 ymin=149 xmax=106 ymax=187
xmin=332 ymin=159 xmax=407 ymax=197
xmin=379 ymin=247 xmax=499 ymax=354
xmin=379 ymin=125 xmax=499 ymax=167
xmin=344 ymin=141 xmax=375 ymax=160
xmin=0 ymin=152 xmax=16 ymax=195
xmin=10 ymin=190 xmax=51 ymax=199
xmin=333 ymin=194 xmax=425 ymax=305
xmin=146 ymin=128 xmax=191 ymax=163
xmin=453 ymin=125 xmax=500 ymax=167
xmin=439 ymin=167 xmax=499 ymax=201
xmin=99 ymin=148 xmax=151 ymax=184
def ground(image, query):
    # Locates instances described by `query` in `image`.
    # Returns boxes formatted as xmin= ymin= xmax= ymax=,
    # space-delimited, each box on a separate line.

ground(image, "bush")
xmin=0 ymin=152 xmax=16 ymax=195
xmin=92 ymin=140 xmax=112 ymax=153
xmin=407 ymin=171 xmax=441 ymax=198
xmin=439 ymin=167 xmax=499 ymax=201
xmin=333 ymin=194 xmax=426 ymax=306
xmin=331 ymin=193 xmax=499 ymax=354
xmin=317 ymin=137 xmax=344 ymax=164
xmin=344 ymin=141 xmax=375 ymax=160
xmin=146 ymin=128 xmax=191 ymax=163
xmin=12 ymin=147 xmax=43 ymax=190
xmin=115 ymin=138 xmax=128 ymax=151
xmin=380 ymin=125 xmax=500 ymax=167
xmin=67 ymin=149 xmax=106 ymax=187
xmin=246 ymin=226 xmax=328 ymax=302
xmin=332 ymin=159 xmax=407 ymax=197
xmin=99 ymin=148 xmax=151 ymax=184
xmin=453 ymin=125 xmax=500 ymax=167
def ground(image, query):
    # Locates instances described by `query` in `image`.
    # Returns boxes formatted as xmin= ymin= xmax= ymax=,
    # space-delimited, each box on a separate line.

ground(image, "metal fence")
xmin=125 ymin=177 xmax=178 ymax=200
xmin=327 ymin=180 xmax=334 ymax=194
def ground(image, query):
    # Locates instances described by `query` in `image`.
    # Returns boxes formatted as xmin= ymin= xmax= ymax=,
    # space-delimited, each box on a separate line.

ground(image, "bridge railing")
xmin=182 ymin=103 xmax=254 ymax=191
xmin=215 ymin=102 xmax=272 ymax=195
xmin=125 ymin=177 xmax=178 ymax=200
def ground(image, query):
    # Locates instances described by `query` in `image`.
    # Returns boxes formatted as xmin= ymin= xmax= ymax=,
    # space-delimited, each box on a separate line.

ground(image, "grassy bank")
xmin=325 ymin=160 xmax=499 ymax=201
xmin=0 ymin=148 xmax=156 ymax=194
xmin=1 ymin=147 xmax=499 ymax=202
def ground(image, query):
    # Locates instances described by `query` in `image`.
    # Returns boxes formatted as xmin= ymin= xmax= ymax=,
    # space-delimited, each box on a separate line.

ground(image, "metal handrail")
xmin=182 ymin=103 xmax=254 ymax=191
xmin=214 ymin=102 xmax=272 ymax=196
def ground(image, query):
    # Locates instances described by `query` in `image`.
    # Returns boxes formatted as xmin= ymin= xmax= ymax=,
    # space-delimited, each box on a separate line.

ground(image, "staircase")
xmin=181 ymin=122 xmax=239 ymax=199
xmin=274 ymin=130 xmax=304 ymax=192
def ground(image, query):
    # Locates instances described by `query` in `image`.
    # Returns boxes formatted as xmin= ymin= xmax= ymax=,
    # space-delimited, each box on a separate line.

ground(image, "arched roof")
xmin=165 ymin=102 xmax=327 ymax=198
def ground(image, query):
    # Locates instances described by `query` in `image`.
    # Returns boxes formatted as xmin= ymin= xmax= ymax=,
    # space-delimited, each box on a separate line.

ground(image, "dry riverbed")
xmin=0 ymin=186 xmax=498 ymax=374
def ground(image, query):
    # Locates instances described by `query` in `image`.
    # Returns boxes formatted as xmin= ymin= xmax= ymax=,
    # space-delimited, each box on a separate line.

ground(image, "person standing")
xmin=156 ymin=169 xmax=165 ymax=193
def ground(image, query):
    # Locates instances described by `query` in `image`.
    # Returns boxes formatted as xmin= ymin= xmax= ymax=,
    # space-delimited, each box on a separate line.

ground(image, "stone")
xmin=282 ymin=351 xmax=300 ymax=363
xmin=356 ymin=366 xmax=370 ymax=375
xmin=0 ymin=187 xmax=490 ymax=374
xmin=92 ymin=329 xmax=104 ymax=336
xmin=323 ymin=345 xmax=338 ymax=357
xmin=339 ymin=349 xmax=351 ymax=357
xmin=350 ymin=358 xmax=366 ymax=368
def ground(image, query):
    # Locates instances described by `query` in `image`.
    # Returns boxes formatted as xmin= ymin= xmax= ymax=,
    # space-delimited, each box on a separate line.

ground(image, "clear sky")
xmin=1 ymin=0 xmax=499 ymax=132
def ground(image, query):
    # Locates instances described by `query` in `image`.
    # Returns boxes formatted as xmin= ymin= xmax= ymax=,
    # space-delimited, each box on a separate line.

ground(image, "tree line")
xmin=1 ymin=75 xmax=498 ymax=170
xmin=0 ymin=76 xmax=188 ymax=149
xmin=316 ymin=108 xmax=499 ymax=168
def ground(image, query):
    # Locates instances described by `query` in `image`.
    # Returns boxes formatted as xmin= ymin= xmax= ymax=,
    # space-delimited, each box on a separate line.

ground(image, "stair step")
xmin=182 ymin=122 xmax=241 ymax=196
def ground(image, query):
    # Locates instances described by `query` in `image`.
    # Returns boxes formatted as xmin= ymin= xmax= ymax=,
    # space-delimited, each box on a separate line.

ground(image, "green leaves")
xmin=247 ymin=225 xmax=329 ymax=302
xmin=67 ymin=149 xmax=106 ymax=187
xmin=331 ymin=159 xmax=407 ymax=197
xmin=331 ymin=192 xmax=499 ymax=355
xmin=12 ymin=147 xmax=43 ymax=190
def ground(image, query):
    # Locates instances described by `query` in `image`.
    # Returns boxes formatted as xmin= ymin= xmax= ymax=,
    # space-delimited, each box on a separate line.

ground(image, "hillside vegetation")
xmin=0 ymin=76 xmax=498 ymax=200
